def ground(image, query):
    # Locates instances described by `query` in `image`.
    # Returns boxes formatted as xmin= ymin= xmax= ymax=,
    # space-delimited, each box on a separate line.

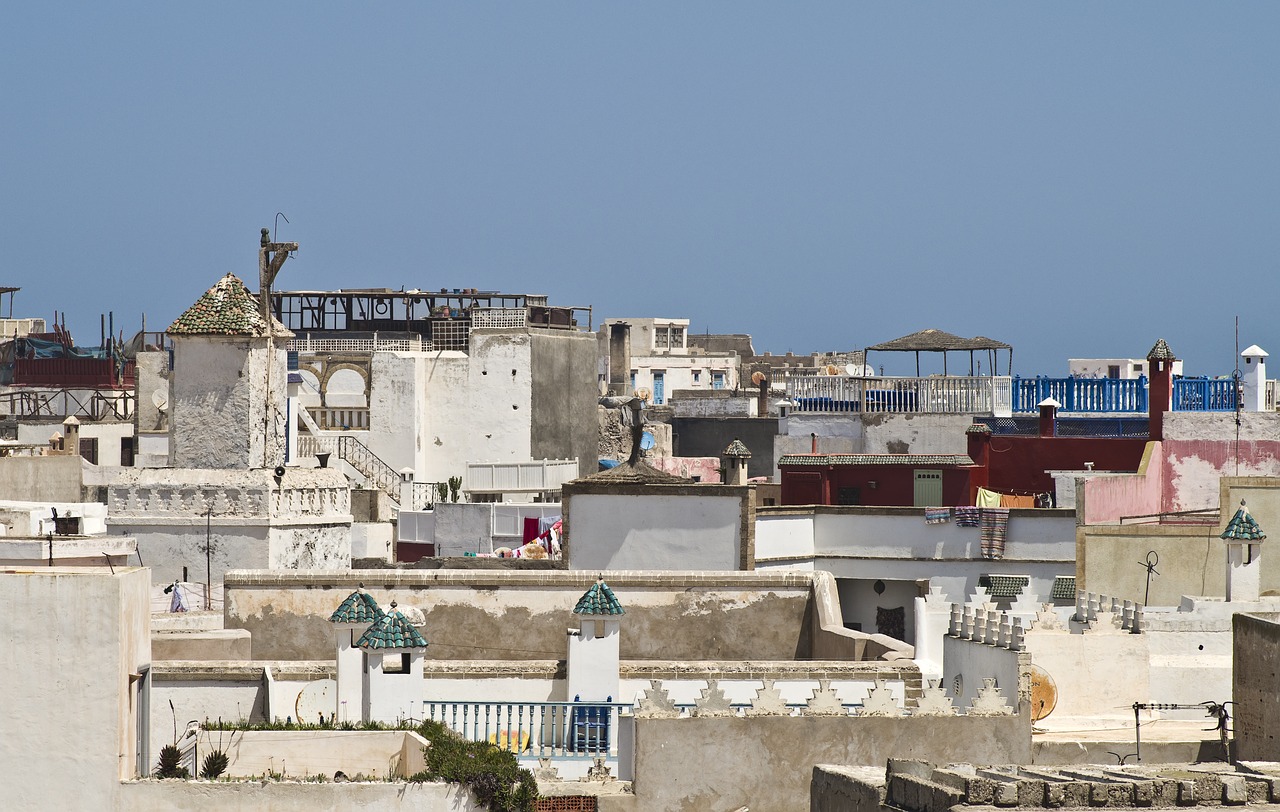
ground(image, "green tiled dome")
xmin=329 ymin=588 xmax=384 ymax=625
xmin=168 ymin=273 xmax=292 ymax=336
xmin=355 ymin=602 xmax=428 ymax=650
xmin=573 ymin=580 xmax=625 ymax=616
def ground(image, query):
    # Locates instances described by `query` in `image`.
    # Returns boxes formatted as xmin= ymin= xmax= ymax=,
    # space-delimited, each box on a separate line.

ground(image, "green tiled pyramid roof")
xmin=1051 ymin=575 xmax=1077 ymax=601
xmin=356 ymin=603 xmax=428 ymax=650
xmin=168 ymin=273 xmax=292 ymax=337
xmin=1221 ymin=501 xmax=1266 ymax=542
xmin=329 ymin=589 xmax=384 ymax=625
xmin=573 ymin=580 xmax=625 ymax=616
xmin=723 ymin=439 xmax=752 ymax=458
xmin=1147 ymin=338 xmax=1176 ymax=361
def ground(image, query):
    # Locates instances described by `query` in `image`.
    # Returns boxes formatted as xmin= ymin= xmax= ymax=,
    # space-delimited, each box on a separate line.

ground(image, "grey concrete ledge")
xmin=758 ymin=505 xmax=1075 ymax=518
xmin=152 ymin=661 xmax=335 ymax=682
xmin=621 ymin=660 xmax=919 ymax=680
xmin=224 ymin=568 xmax=817 ymax=589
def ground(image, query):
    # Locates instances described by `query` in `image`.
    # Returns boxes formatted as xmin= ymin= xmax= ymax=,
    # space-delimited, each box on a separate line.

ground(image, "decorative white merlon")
xmin=747 ymin=680 xmax=791 ymax=716
xmin=947 ymin=603 xmax=1026 ymax=651
xmin=1073 ymin=590 xmax=1144 ymax=632
xmin=692 ymin=682 xmax=736 ymax=717
xmin=805 ymin=680 xmax=848 ymax=716
xmin=859 ymin=680 xmax=904 ymax=717
xmin=968 ymin=678 xmax=1015 ymax=716
xmin=914 ymin=681 xmax=958 ymax=717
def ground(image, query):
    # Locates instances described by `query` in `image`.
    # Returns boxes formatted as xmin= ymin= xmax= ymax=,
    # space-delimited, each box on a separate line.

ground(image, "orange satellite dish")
xmin=1029 ymin=665 xmax=1058 ymax=722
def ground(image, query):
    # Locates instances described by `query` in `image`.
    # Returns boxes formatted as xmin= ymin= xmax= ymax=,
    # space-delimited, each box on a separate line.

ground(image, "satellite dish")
xmin=634 ymin=387 xmax=652 ymax=401
xmin=845 ymin=364 xmax=859 ymax=377
xmin=151 ymin=389 xmax=169 ymax=412
xmin=640 ymin=432 xmax=655 ymax=450
xmin=750 ymin=371 xmax=767 ymax=386
xmin=1029 ymin=665 xmax=1057 ymax=722
xmin=295 ymin=678 xmax=336 ymax=724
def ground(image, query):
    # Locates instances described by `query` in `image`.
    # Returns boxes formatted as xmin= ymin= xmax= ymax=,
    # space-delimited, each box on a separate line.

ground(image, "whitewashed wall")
xmin=568 ymin=492 xmax=745 ymax=571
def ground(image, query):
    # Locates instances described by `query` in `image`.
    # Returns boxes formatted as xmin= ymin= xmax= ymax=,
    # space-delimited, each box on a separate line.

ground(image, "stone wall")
xmin=1233 ymin=611 xmax=1280 ymax=762
xmin=118 ymin=780 xmax=480 ymax=811
xmin=530 ymin=330 xmax=599 ymax=478
xmin=0 ymin=453 xmax=85 ymax=502
xmin=631 ymin=713 xmax=1029 ymax=812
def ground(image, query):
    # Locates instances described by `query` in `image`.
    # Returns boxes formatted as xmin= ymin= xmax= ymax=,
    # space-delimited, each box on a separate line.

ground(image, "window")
xmin=383 ymin=652 xmax=410 ymax=674
xmin=79 ymin=437 xmax=98 ymax=465
xmin=692 ymin=370 xmax=701 ymax=384
xmin=712 ymin=371 xmax=726 ymax=390
xmin=629 ymin=371 xmax=636 ymax=392
xmin=837 ymin=487 xmax=860 ymax=505
xmin=670 ymin=326 xmax=684 ymax=349
xmin=1107 ymin=365 xmax=1121 ymax=379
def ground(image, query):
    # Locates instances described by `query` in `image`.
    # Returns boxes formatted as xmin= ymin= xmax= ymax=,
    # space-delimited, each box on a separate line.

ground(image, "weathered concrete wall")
xmin=1022 ymin=623 xmax=1149 ymax=720
xmin=17 ymin=420 xmax=135 ymax=466
xmin=942 ymin=635 xmax=1027 ymax=711
xmin=671 ymin=415 xmax=780 ymax=479
xmin=188 ymin=729 xmax=428 ymax=779
xmin=133 ymin=349 xmax=169 ymax=434
xmin=0 ymin=453 xmax=85 ymax=501
xmin=632 ymin=714 xmax=1030 ymax=812
xmin=152 ymin=629 xmax=252 ymax=661
xmin=170 ymin=336 xmax=288 ymax=470
xmin=224 ymin=570 xmax=819 ymax=662
xmin=564 ymin=484 xmax=751 ymax=571
xmin=117 ymin=780 xmax=480 ymax=811
xmin=429 ymin=502 xmax=493 ymax=556
xmin=1233 ymin=611 xmax=1280 ymax=762
xmin=530 ymin=330 xmax=598 ymax=478
xmin=106 ymin=467 xmax=352 ymax=584
xmin=860 ymin=412 xmax=976 ymax=455
xmin=811 ymin=765 xmax=886 ymax=812
xmin=1 ymin=567 xmax=150 ymax=809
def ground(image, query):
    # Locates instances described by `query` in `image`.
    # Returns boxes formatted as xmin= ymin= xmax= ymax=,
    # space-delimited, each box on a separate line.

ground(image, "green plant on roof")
xmin=155 ymin=744 xmax=189 ymax=779
xmin=410 ymin=720 xmax=537 ymax=812
xmin=448 ymin=476 xmax=462 ymax=503
xmin=436 ymin=482 xmax=449 ymax=504
xmin=200 ymin=749 xmax=229 ymax=780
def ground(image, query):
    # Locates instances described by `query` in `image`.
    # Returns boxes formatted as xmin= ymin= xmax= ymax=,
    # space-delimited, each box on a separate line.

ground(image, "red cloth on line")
xmin=523 ymin=517 xmax=541 ymax=543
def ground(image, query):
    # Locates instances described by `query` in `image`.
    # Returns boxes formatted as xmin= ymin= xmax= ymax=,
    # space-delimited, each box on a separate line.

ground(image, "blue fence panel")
xmin=1172 ymin=378 xmax=1238 ymax=411
xmin=1012 ymin=376 xmax=1147 ymax=414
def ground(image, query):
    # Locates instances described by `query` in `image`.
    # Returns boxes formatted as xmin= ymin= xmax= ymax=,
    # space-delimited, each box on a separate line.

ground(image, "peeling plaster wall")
xmin=224 ymin=570 xmax=818 ymax=662
xmin=170 ymin=336 xmax=288 ymax=470
xmin=1160 ymin=413 xmax=1280 ymax=512
xmin=632 ymin=714 xmax=1030 ymax=812
xmin=117 ymin=781 xmax=481 ymax=811
xmin=778 ymin=413 xmax=974 ymax=461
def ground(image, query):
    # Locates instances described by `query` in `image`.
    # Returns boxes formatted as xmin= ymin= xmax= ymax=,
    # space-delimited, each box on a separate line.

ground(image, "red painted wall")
xmin=968 ymin=434 xmax=1148 ymax=501
xmin=780 ymin=464 xmax=971 ymax=506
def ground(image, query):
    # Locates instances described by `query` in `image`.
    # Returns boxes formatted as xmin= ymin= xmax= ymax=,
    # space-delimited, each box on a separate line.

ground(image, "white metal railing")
xmin=466 ymin=459 xmax=579 ymax=493
xmin=471 ymin=308 xmax=529 ymax=329
xmin=312 ymin=407 xmax=370 ymax=430
xmin=423 ymin=700 xmax=630 ymax=760
xmin=288 ymin=334 xmax=432 ymax=354
xmin=786 ymin=375 xmax=1012 ymax=416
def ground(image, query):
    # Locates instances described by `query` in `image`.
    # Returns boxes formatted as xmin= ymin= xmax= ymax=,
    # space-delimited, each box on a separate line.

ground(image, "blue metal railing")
xmin=1172 ymin=377 xmax=1238 ymax=412
xmin=1011 ymin=376 xmax=1148 ymax=414
xmin=422 ymin=700 xmax=632 ymax=759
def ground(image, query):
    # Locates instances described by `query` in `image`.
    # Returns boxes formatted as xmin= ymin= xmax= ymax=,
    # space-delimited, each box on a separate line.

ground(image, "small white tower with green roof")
xmin=328 ymin=585 xmax=383 ymax=723
xmin=1222 ymin=500 xmax=1267 ymax=603
xmin=357 ymin=600 xmax=429 ymax=723
xmin=567 ymin=578 xmax=624 ymax=704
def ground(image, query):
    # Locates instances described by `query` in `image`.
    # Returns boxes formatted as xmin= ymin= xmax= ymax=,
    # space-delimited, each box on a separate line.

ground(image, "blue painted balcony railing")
xmin=1172 ymin=377 xmax=1238 ymax=411
xmin=1011 ymin=376 xmax=1148 ymax=414
xmin=1011 ymin=376 xmax=1241 ymax=413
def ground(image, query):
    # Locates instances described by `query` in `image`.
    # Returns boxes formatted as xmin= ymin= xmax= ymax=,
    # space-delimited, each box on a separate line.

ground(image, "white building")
xmin=1068 ymin=357 xmax=1183 ymax=379
xmin=600 ymin=317 xmax=741 ymax=405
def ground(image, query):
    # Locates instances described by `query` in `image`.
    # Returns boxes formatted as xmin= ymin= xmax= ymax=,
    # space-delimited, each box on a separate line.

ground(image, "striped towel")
xmin=924 ymin=507 xmax=950 ymax=525
xmin=953 ymin=506 xmax=981 ymax=527
xmin=980 ymin=508 xmax=1010 ymax=559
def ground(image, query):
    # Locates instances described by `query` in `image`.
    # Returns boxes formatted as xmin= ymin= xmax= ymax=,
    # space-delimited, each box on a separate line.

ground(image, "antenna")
xmin=1235 ymin=316 xmax=1241 ymax=476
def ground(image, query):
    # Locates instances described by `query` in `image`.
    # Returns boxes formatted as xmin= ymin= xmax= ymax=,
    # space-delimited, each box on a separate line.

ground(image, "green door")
xmin=913 ymin=470 xmax=943 ymax=506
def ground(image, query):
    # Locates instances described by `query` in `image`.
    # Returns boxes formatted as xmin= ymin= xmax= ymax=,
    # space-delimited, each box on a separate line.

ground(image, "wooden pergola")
xmin=866 ymin=329 xmax=1013 ymax=377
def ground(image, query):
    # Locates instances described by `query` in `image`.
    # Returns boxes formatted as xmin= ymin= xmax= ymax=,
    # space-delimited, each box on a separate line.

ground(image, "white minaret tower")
xmin=1241 ymin=345 xmax=1269 ymax=413
xmin=567 ymin=579 xmax=624 ymax=704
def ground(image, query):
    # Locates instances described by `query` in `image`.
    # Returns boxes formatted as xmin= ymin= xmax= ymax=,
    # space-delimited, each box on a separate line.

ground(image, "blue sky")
xmin=4 ymin=4 xmax=1278 ymax=376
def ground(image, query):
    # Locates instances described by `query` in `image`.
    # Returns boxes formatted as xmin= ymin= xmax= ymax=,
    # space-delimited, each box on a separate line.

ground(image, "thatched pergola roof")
xmin=866 ymin=329 xmax=1013 ymax=376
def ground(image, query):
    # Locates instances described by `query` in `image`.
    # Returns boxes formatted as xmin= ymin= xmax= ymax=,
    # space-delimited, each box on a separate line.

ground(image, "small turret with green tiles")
xmin=1221 ymin=500 xmax=1267 ymax=542
xmin=355 ymin=601 xmax=428 ymax=650
xmin=329 ymin=586 xmax=384 ymax=625
xmin=573 ymin=578 xmax=625 ymax=616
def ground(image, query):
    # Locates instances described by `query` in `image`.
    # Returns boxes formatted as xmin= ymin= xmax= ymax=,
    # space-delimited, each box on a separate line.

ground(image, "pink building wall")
xmin=1080 ymin=442 xmax=1164 ymax=524
xmin=651 ymin=456 xmax=722 ymax=483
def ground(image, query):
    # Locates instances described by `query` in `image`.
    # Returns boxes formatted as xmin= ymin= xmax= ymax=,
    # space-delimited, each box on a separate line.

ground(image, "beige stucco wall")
xmin=118 ymin=780 xmax=480 ymax=811
xmin=1079 ymin=477 xmax=1280 ymax=605
xmin=632 ymin=714 xmax=1030 ymax=812
xmin=0 ymin=453 xmax=85 ymax=501
xmin=225 ymin=569 xmax=818 ymax=662
xmin=0 ymin=567 xmax=150 ymax=809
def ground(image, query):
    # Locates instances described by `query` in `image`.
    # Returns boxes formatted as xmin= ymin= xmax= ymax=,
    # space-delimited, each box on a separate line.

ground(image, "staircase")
xmin=335 ymin=435 xmax=403 ymax=504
